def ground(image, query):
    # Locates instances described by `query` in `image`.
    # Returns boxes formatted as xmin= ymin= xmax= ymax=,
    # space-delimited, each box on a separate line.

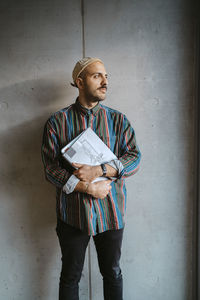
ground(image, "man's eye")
xmin=94 ymin=74 xmax=99 ymax=78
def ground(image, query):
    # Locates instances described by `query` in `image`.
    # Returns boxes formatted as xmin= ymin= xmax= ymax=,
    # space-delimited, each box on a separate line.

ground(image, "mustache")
xmin=98 ymin=85 xmax=108 ymax=90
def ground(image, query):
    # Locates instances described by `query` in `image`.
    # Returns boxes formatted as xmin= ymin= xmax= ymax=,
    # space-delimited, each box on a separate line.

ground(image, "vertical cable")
xmin=80 ymin=3 xmax=92 ymax=299
xmin=81 ymin=0 xmax=86 ymax=58
xmin=193 ymin=1 xmax=200 ymax=298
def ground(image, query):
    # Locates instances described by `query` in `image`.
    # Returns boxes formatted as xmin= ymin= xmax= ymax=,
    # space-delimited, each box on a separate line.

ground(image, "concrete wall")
xmin=0 ymin=0 xmax=194 ymax=299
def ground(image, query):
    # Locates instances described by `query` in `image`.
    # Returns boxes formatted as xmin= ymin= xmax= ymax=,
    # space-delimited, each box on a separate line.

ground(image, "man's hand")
xmin=72 ymin=163 xmax=102 ymax=182
xmin=88 ymin=180 xmax=112 ymax=199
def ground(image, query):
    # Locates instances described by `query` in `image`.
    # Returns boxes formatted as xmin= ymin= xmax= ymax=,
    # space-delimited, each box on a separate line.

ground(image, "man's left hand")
xmin=72 ymin=163 xmax=102 ymax=182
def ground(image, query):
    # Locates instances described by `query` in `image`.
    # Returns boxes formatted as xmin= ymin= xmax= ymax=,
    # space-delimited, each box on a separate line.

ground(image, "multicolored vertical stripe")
xmin=41 ymin=98 xmax=141 ymax=235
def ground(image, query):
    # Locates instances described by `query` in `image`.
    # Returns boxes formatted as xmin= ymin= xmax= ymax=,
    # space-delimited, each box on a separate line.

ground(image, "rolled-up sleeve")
xmin=63 ymin=174 xmax=80 ymax=194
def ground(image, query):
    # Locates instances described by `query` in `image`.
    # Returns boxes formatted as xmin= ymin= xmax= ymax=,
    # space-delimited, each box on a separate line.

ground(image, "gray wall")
xmin=0 ymin=0 xmax=194 ymax=299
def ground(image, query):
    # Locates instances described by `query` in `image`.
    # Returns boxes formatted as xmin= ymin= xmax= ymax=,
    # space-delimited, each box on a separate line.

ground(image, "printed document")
xmin=61 ymin=128 xmax=117 ymax=182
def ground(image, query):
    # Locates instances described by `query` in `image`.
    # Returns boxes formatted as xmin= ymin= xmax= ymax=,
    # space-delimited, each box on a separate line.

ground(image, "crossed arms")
xmin=41 ymin=114 xmax=141 ymax=199
xmin=72 ymin=162 xmax=118 ymax=199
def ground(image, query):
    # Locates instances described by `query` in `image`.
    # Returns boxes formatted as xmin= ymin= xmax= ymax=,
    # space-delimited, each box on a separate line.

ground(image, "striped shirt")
xmin=41 ymin=98 xmax=141 ymax=235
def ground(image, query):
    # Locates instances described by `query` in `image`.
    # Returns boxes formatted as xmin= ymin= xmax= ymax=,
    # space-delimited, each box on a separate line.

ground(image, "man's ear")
xmin=76 ymin=78 xmax=84 ymax=89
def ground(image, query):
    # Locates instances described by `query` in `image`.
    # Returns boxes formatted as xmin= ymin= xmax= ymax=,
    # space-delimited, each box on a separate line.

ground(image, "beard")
xmin=83 ymin=83 xmax=107 ymax=103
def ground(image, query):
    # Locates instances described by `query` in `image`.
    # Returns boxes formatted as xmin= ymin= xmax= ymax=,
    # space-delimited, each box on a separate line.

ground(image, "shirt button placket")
xmin=87 ymin=112 xmax=92 ymax=128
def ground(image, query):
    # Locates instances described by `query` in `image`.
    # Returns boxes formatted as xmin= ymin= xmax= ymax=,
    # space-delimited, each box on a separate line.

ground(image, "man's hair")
xmin=71 ymin=69 xmax=87 ymax=88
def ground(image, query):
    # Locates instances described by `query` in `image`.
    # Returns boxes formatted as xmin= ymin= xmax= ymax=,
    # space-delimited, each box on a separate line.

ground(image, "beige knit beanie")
xmin=72 ymin=57 xmax=103 ymax=85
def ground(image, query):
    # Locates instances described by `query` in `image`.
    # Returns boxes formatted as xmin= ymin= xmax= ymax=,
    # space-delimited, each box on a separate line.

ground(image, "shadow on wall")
xmin=0 ymin=79 xmax=74 ymax=298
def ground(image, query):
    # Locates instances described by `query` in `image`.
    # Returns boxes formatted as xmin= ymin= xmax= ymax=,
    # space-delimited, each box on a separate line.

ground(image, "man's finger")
xmin=72 ymin=163 xmax=83 ymax=168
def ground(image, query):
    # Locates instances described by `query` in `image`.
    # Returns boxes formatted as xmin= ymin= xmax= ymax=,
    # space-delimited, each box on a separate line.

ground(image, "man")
xmin=41 ymin=57 xmax=141 ymax=300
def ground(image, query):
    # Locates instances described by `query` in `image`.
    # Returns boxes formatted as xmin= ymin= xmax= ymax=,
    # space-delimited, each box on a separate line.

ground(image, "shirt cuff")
xmin=63 ymin=175 xmax=80 ymax=194
xmin=106 ymin=159 xmax=124 ymax=180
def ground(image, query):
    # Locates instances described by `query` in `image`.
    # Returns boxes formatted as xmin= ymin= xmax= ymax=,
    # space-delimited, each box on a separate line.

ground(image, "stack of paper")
xmin=61 ymin=127 xmax=117 ymax=182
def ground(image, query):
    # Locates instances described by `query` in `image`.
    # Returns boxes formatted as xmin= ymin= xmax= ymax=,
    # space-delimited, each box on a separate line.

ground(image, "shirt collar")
xmin=75 ymin=97 xmax=101 ymax=116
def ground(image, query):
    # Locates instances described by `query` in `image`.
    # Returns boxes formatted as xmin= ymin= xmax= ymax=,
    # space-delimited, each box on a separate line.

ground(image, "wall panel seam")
xmin=80 ymin=3 xmax=92 ymax=299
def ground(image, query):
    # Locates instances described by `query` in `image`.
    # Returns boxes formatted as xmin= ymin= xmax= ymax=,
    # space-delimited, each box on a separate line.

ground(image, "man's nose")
xmin=101 ymin=76 xmax=108 ymax=86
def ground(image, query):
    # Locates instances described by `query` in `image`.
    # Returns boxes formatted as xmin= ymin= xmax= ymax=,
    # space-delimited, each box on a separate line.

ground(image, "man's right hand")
xmin=88 ymin=180 xmax=112 ymax=199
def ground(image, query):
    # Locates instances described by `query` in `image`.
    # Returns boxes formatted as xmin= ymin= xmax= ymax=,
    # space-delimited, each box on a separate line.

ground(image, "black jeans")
xmin=56 ymin=218 xmax=124 ymax=300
